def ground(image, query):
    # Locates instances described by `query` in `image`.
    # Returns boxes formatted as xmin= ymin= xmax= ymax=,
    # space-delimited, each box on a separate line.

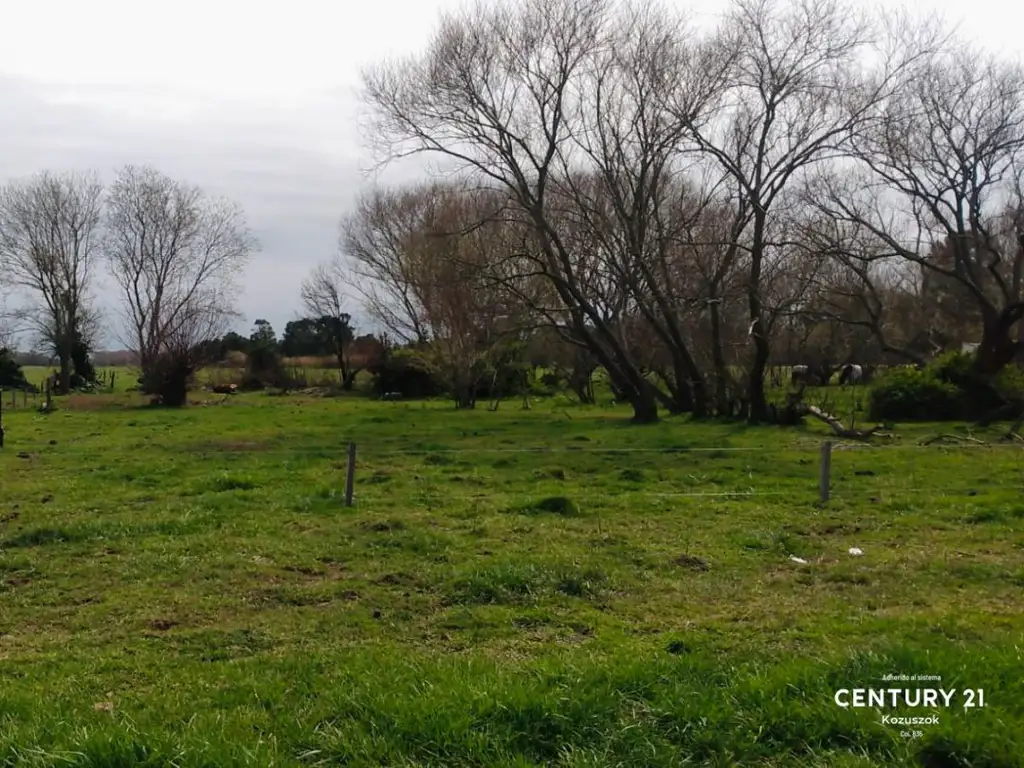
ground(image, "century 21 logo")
xmin=834 ymin=689 xmax=986 ymax=708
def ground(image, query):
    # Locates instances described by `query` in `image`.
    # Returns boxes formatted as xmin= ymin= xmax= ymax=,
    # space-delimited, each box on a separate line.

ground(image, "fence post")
xmin=0 ymin=387 xmax=4 ymax=448
xmin=819 ymin=440 xmax=832 ymax=503
xmin=344 ymin=442 xmax=357 ymax=506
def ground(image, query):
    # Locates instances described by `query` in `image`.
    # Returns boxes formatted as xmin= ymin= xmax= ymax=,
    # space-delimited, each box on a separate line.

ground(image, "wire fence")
xmin=3 ymin=435 xmax=1022 ymax=507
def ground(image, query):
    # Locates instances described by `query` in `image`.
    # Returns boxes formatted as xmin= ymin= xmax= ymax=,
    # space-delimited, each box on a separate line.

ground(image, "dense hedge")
xmin=869 ymin=352 xmax=1024 ymax=421
xmin=867 ymin=367 xmax=961 ymax=421
xmin=370 ymin=349 xmax=445 ymax=398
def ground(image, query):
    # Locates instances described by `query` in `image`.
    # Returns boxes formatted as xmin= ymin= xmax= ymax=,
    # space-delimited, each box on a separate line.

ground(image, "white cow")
xmin=839 ymin=364 xmax=863 ymax=385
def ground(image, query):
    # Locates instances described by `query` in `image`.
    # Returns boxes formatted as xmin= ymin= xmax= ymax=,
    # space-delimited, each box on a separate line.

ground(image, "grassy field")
xmin=1 ymin=380 xmax=1023 ymax=766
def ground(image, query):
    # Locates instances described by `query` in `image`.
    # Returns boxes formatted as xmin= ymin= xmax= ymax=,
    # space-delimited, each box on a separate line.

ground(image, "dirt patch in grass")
xmin=674 ymin=554 xmax=710 ymax=571
xmin=362 ymin=519 xmax=406 ymax=532
xmin=185 ymin=440 xmax=273 ymax=453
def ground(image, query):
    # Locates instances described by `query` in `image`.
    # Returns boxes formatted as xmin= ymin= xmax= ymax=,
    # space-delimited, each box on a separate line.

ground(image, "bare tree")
xmin=809 ymin=44 xmax=1024 ymax=375
xmin=362 ymin=0 xmax=680 ymax=422
xmin=300 ymin=259 xmax=361 ymax=389
xmin=342 ymin=187 xmax=433 ymax=345
xmin=679 ymin=0 xmax=935 ymax=422
xmin=795 ymin=202 xmax=941 ymax=365
xmin=344 ymin=181 xmax=528 ymax=408
xmin=561 ymin=6 xmax=726 ymax=417
xmin=104 ymin=165 xmax=257 ymax=406
xmin=0 ymin=170 xmax=104 ymax=394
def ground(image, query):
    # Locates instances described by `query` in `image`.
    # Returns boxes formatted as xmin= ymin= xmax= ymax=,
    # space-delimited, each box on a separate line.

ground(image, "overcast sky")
xmin=0 ymin=0 xmax=1019 ymax=350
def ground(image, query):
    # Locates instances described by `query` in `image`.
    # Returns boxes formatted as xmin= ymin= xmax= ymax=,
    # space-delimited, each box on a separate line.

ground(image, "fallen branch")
xmin=921 ymin=433 xmax=989 ymax=446
xmin=804 ymin=405 xmax=891 ymax=441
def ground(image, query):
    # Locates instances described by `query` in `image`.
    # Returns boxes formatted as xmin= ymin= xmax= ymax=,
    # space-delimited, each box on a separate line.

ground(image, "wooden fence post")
xmin=819 ymin=441 xmax=832 ymax=503
xmin=0 ymin=387 xmax=5 ymax=448
xmin=344 ymin=442 xmax=357 ymax=506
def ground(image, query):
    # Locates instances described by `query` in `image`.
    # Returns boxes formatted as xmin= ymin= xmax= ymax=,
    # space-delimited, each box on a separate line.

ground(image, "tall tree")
xmin=679 ymin=0 xmax=934 ymax=422
xmin=344 ymin=181 xmax=529 ymax=408
xmin=808 ymin=44 xmax=1024 ymax=376
xmin=299 ymin=260 xmax=360 ymax=389
xmin=0 ymin=170 xmax=104 ymax=394
xmin=104 ymin=165 xmax=257 ymax=406
xmin=362 ymin=0 xmax=675 ymax=421
xmin=280 ymin=318 xmax=332 ymax=357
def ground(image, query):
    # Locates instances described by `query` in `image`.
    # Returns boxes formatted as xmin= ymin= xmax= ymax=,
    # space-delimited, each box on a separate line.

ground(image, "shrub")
xmin=539 ymin=372 xmax=562 ymax=389
xmin=872 ymin=352 xmax=1024 ymax=422
xmin=929 ymin=351 xmax=975 ymax=390
xmin=928 ymin=351 xmax=1020 ymax=416
xmin=139 ymin=353 xmax=195 ymax=407
xmin=994 ymin=364 xmax=1024 ymax=402
xmin=243 ymin=339 xmax=298 ymax=391
xmin=868 ymin=368 xmax=961 ymax=421
xmin=0 ymin=348 xmax=31 ymax=390
xmin=369 ymin=348 xmax=444 ymax=398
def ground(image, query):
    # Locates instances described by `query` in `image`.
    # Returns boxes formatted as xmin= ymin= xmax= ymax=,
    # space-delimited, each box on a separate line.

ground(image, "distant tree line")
xmin=0 ymin=165 xmax=256 ymax=405
xmin=4 ymin=0 xmax=1024 ymax=425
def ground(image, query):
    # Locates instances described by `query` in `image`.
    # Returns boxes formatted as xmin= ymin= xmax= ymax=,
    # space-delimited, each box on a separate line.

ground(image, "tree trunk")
xmin=58 ymin=355 xmax=72 ymax=395
xmin=161 ymin=379 xmax=189 ymax=407
xmin=454 ymin=381 xmax=476 ymax=409
xmin=746 ymin=211 xmax=770 ymax=424
xmin=57 ymin=329 xmax=74 ymax=395
xmin=685 ymin=374 xmax=707 ymax=419
xmin=709 ymin=299 xmax=732 ymax=416
xmin=335 ymin=349 xmax=355 ymax=390
xmin=606 ymin=365 xmax=659 ymax=422
xmin=975 ymin=311 xmax=1022 ymax=376
xmin=654 ymin=384 xmax=688 ymax=415
xmin=654 ymin=368 xmax=694 ymax=415
xmin=157 ymin=365 xmax=190 ymax=407
xmin=569 ymin=368 xmax=595 ymax=403
xmin=630 ymin=386 xmax=659 ymax=423
xmin=747 ymin=342 xmax=770 ymax=424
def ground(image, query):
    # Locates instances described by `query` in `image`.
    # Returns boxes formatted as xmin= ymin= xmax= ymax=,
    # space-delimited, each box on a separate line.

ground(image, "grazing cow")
xmin=790 ymin=365 xmax=809 ymax=386
xmin=838 ymin=364 xmax=863 ymax=385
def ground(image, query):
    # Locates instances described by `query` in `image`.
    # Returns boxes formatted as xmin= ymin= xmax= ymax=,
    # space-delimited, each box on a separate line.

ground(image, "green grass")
xmin=1 ymin=381 xmax=1023 ymax=766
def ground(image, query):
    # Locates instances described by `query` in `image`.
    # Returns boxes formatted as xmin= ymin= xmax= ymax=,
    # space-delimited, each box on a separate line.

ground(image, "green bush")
xmin=871 ymin=352 xmax=1024 ymax=422
xmin=868 ymin=367 xmax=962 ymax=421
xmin=929 ymin=350 xmax=975 ymax=390
xmin=370 ymin=348 xmax=444 ymax=398
xmin=995 ymin=364 xmax=1024 ymax=402
xmin=0 ymin=348 xmax=32 ymax=390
